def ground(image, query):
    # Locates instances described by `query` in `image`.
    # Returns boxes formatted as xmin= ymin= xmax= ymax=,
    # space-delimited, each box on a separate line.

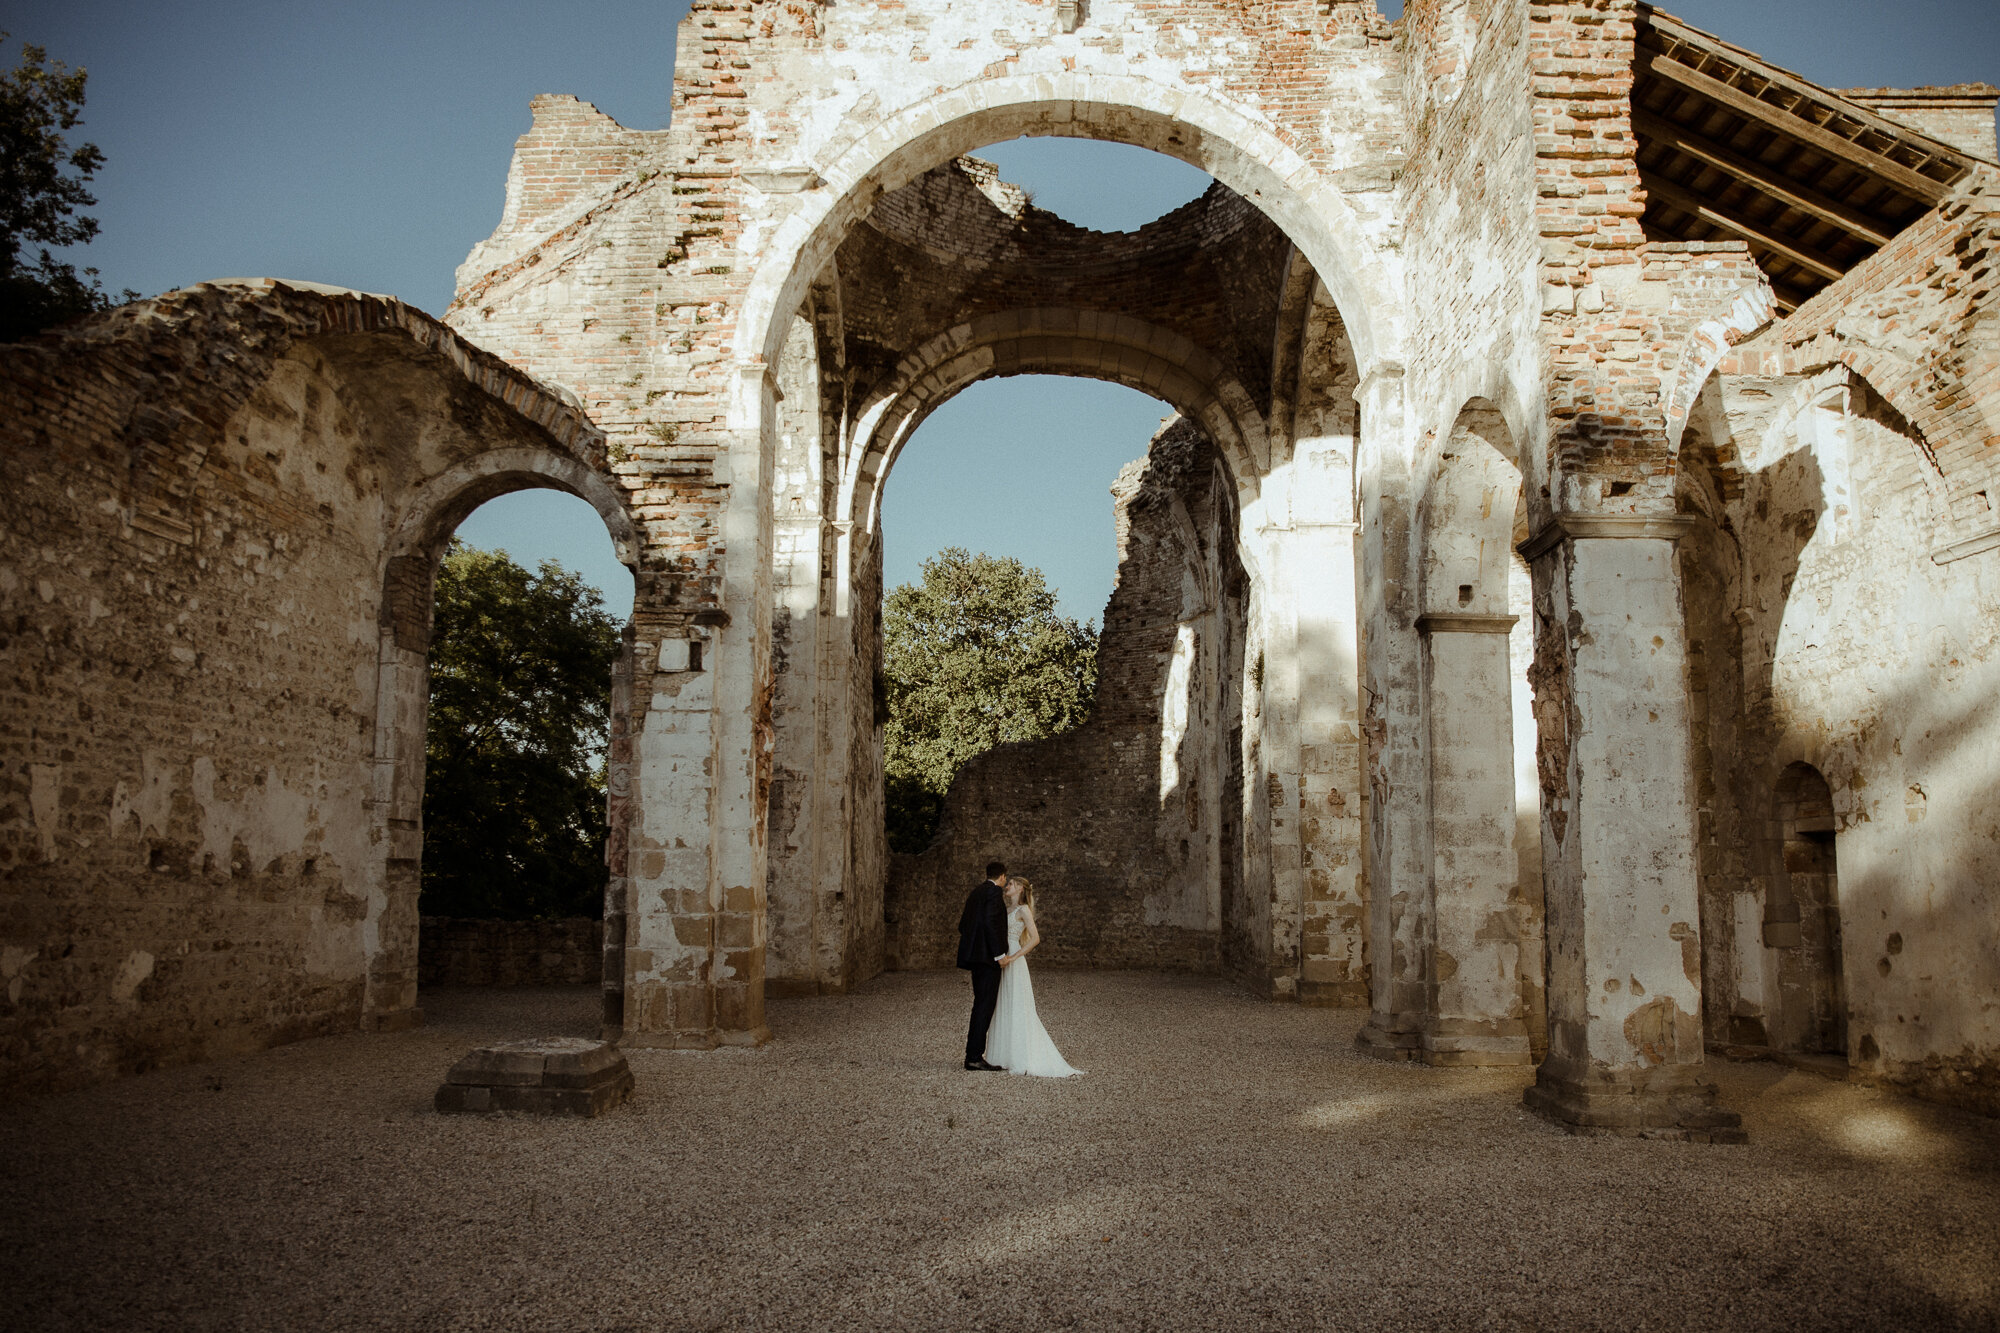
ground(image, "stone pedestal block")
xmin=434 ymin=1037 xmax=634 ymax=1116
xmin=1523 ymin=1065 xmax=1746 ymax=1144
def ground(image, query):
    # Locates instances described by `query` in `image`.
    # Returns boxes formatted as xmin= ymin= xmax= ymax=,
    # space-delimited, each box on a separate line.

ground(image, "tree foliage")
xmin=0 ymin=35 xmax=129 ymax=341
xmin=882 ymin=548 xmax=1099 ymax=853
xmin=421 ymin=541 xmax=623 ymax=920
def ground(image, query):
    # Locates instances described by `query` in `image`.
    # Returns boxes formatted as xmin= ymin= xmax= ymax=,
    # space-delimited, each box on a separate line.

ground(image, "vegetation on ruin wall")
xmin=422 ymin=542 xmax=621 ymax=920
xmin=882 ymin=548 xmax=1099 ymax=854
xmin=0 ymin=35 xmax=134 ymax=342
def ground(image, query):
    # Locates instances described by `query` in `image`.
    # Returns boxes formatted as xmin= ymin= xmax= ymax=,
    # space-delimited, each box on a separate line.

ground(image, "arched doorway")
xmin=366 ymin=454 xmax=638 ymax=1032
xmin=1770 ymin=762 xmax=1845 ymax=1057
xmin=413 ymin=489 xmax=635 ymax=995
xmin=741 ymin=117 xmax=1383 ymax=1018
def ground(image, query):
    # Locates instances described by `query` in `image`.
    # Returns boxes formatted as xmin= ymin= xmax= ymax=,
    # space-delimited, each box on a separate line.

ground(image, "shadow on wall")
xmin=884 ymin=419 xmax=1247 ymax=976
xmin=1681 ymin=428 xmax=1826 ymax=1055
xmin=1683 ymin=371 xmax=2000 ymax=1117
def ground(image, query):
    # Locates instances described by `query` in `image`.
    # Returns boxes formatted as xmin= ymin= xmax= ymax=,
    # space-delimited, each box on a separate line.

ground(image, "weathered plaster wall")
xmin=1683 ymin=369 xmax=2000 ymax=1115
xmin=427 ymin=0 xmax=2000 ymax=1130
xmin=0 ymin=282 xmax=620 ymax=1094
xmin=885 ymin=419 xmax=1245 ymax=974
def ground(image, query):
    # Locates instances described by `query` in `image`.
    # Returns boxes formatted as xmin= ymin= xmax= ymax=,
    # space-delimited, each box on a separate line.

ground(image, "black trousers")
xmin=965 ymin=964 xmax=1002 ymax=1063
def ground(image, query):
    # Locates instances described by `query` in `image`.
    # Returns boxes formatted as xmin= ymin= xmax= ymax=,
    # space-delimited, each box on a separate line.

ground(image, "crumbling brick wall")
xmin=418 ymin=918 xmax=605 ymax=987
xmin=1725 ymin=179 xmax=2000 ymax=553
xmin=884 ymin=418 xmax=1246 ymax=973
xmin=0 ymin=281 xmax=619 ymax=1094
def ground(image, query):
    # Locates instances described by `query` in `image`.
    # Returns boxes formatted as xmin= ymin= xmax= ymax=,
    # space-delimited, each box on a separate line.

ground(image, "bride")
xmin=984 ymin=877 xmax=1083 ymax=1078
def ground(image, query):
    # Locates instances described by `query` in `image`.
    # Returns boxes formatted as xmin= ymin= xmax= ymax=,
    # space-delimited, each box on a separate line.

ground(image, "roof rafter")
xmin=1630 ymin=5 xmax=1985 ymax=305
xmin=1633 ymin=110 xmax=1893 ymax=246
xmin=1640 ymin=50 xmax=1952 ymax=205
xmin=1642 ymin=176 xmax=1847 ymax=282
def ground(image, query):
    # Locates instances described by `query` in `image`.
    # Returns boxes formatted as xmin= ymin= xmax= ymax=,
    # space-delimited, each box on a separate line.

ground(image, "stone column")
xmin=766 ymin=312 xmax=854 ymax=997
xmin=362 ymin=625 xmax=427 ymax=1032
xmin=1417 ymin=613 xmax=1532 ymax=1065
xmin=620 ymin=362 xmax=776 ymax=1050
xmin=707 ymin=364 xmax=776 ymax=1046
xmin=1353 ymin=366 xmax=1429 ymax=1056
xmin=620 ymin=624 xmax=723 ymax=1047
xmin=1238 ymin=490 xmax=1365 ymax=1002
xmin=1241 ymin=535 xmax=1302 ymax=999
xmin=1289 ymin=421 xmax=1367 ymax=1006
xmin=601 ymin=627 xmax=636 ymax=1032
xmin=1521 ymin=517 xmax=1740 ymax=1138
xmin=766 ymin=506 xmax=830 ymax=997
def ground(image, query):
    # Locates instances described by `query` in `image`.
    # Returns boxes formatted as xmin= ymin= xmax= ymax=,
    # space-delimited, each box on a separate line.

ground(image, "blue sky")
xmin=9 ymin=0 xmax=1995 ymax=620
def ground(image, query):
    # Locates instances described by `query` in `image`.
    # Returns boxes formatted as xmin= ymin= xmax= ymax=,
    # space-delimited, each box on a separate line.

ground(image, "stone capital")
xmin=1517 ymin=513 xmax=1701 ymax=563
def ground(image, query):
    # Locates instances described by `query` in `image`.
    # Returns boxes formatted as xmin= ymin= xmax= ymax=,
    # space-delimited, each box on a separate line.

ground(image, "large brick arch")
xmin=840 ymin=308 xmax=1267 ymax=537
xmin=732 ymin=72 xmax=1407 ymax=399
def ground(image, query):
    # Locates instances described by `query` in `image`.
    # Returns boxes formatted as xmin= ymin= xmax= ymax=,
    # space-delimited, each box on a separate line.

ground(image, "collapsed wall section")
xmin=0 ymin=282 xmax=616 ymax=1094
xmin=885 ymin=419 xmax=1245 ymax=974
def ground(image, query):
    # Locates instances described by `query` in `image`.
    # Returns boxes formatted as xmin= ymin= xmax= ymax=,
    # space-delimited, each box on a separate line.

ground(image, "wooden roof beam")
xmin=1640 ymin=7 xmax=1979 ymax=173
xmin=1634 ymin=110 xmax=1893 ymax=246
xmin=1640 ymin=50 xmax=1954 ymax=205
xmin=1643 ymin=175 xmax=1848 ymax=282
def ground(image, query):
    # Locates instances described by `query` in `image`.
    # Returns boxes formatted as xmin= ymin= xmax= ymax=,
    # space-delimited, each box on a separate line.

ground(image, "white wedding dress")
xmin=985 ymin=906 xmax=1083 ymax=1078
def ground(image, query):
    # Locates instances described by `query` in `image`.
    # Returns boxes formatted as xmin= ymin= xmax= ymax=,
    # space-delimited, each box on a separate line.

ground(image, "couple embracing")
xmin=957 ymin=861 xmax=1083 ymax=1078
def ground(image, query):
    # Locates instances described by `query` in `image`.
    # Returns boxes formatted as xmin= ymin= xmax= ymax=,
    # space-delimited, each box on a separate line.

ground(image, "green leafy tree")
xmin=1 ymin=35 xmax=131 ymax=341
xmin=882 ymin=547 xmax=1099 ymax=853
xmin=421 ymin=541 xmax=623 ymax=920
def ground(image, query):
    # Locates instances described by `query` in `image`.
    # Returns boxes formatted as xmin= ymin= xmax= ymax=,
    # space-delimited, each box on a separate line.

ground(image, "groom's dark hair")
xmin=986 ymin=861 xmax=1007 ymax=880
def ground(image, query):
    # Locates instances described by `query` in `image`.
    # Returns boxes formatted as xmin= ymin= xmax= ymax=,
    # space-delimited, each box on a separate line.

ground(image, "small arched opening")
xmin=367 ymin=457 xmax=638 ymax=1031
xmin=1768 ymin=761 xmax=1845 ymax=1057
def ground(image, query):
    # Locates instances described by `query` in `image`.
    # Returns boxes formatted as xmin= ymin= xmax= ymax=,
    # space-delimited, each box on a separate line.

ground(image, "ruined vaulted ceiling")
xmin=829 ymin=158 xmax=1297 ymax=416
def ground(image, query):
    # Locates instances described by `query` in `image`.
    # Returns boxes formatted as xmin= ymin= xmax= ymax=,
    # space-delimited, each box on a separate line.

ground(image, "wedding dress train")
xmin=985 ymin=906 xmax=1083 ymax=1078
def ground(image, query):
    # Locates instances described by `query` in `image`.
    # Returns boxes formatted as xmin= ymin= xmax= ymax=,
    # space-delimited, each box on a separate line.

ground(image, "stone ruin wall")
xmin=419 ymin=918 xmax=605 ymax=988
xmin=1678 ymin=369 xmax=2000 ymax=1116
xmin=1665 ymin=176 xmax=2000 ymax=1115
xmin=0 ymin=283 xmax=622 ymax=1093
xmin=0 ymin=293 xmax=385 ymax=1091
xmin=885 ymin=418 xmax=1248 ymax=976
xmin=0 ymin=0 xmax=1996 ymax=1124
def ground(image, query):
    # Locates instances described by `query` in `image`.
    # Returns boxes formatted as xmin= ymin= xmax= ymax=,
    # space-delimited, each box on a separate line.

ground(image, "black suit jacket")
xmin=956 ymin=880 xmax=1008 ymax=971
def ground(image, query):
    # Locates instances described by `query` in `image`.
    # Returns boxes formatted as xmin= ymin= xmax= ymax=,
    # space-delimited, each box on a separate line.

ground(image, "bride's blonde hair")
xmin=1011 ymin=876 xmax=1034 ymax=908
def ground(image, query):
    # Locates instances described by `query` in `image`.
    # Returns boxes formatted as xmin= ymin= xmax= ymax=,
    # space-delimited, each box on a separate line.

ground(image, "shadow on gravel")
xmin=0 ymin=972 xmax=1995 ymax=1332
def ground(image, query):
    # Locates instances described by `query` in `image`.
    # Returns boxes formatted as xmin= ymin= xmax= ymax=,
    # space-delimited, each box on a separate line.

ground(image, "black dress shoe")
xmin=963 ymin=1059 xmax=1005 ymax=1072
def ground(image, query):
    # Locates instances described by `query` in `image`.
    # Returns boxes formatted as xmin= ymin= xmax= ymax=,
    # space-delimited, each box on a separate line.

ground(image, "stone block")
xmin=435 ymin=1037 xmax=634 ymax=1117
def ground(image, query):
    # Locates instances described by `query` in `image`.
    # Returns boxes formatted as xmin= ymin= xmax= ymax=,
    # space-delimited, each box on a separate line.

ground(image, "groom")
xmin=957 ymin=860 xmax=1011 ymax=1071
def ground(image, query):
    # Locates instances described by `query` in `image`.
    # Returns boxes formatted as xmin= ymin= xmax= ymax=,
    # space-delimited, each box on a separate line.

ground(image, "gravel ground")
xmin=3 ymin=970 xmax=1997 ymax=1332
